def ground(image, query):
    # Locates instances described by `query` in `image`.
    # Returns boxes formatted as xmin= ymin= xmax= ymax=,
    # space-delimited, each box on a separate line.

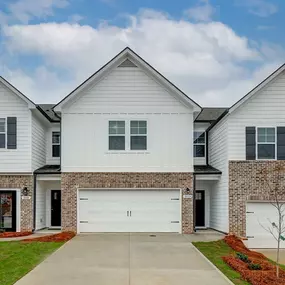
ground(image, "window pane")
xmin=52 ymin=132 xmax=60 ymax=144
xmin=130 ymin=121 xmax=139 ymax=128
xmin=0 ymin=118 xmax=5 ymax=133
xmin=258 ymin=144 xmax=275 ymax=159
xmin=139 ymin=121 xmax=146 ymax=128
xmin=258 ymin=128 xmax=275 ymax=143
xmin=0 ymin=134 xmax=5 ymax=148
xmin=109 ymin=121 xmax=125 ymax=135
xmin=258 ymin=133 xmax=266 ymax=143
xmin=52 ymin=145 xmax=60 ymax=157
xmin=194 ymin=145 xmax=205 ymax=157
xmin=194 ymin=132 xmax=205 ymax=144
xmin=109 ymin=136 xmax=125 ymax=150
xmin=131 ymin=121 xmax=147 ymax=135
xmin=267 ymin=128 xmax=275 ymax=136
xmin=131 ymin=136 xmax=147 ymax=150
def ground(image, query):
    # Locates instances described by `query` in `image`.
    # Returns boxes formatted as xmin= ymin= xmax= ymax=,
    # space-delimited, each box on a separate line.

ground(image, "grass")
xmin=193 ymin=240 xmax=250 ymax=285
xmin=0 ymin=241 xmax=64 ymax=285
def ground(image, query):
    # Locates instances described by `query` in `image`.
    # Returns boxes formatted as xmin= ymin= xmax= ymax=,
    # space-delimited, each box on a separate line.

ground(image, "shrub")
xmin=248 ymin=263 xmax=262 ymax=270
xmin=236 ymin=252 xmax=249 ymax=263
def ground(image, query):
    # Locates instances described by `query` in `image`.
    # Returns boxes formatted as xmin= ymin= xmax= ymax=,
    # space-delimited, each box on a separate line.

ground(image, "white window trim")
xmin=193 ymin=131 xmax=206 ymax=158
xmin=107 ymin=119 xmax=148 ymax=152
xmin=52 ymin=132 xmax=60 ymax=158
xmin=0 ymin=117 xmax=7 ymax=149
xmin=130 ymin=120 xmax=148 ymax=151
xmin=108 ymin=120 xmax=126 ymax=151
xmin=256 ymin=126 xmax=277 ymax=160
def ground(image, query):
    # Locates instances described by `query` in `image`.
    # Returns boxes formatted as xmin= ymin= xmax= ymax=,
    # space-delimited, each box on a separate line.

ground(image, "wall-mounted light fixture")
xmin=22 ymin=187 xmax=29 ymax=196
xmin=186 ymin=187 xmax=190 ymax=192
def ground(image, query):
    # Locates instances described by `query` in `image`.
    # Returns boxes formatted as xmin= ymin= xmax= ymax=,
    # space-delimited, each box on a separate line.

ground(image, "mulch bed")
xmin=223 ymin=235 xmax=285 ymax=285
xmin=0 ymin=231 xmax=32 ymax=238
xmin=22 ymin=231 xmax=76 ymax=242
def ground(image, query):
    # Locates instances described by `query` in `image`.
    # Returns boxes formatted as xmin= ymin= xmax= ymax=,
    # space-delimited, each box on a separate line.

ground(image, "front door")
xmin=51 ymin=190 xmax=61 ymax=227
xmin=0 ymin=191 xmax=16 ymax=232
xmin=195 ymin=190 xmax=205 ymax=227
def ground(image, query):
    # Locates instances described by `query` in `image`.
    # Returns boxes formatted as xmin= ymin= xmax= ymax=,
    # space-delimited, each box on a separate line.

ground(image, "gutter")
xmin=33 ymin=173 xmax=37 ymax=232
xmin=193 ymin=173 xmax=196 ymax=233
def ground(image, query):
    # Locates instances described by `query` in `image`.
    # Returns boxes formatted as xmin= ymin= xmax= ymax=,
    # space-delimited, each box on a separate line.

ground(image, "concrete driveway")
xmin=15 ymin=233 xmax=230 ymax=285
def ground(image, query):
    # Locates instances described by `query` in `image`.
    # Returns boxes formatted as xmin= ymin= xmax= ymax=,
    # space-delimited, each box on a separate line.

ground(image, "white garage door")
xmin=246 ymin=202 xmax=285 ymax=249
xmin=78 ymin=189 xmax=181 ymax=233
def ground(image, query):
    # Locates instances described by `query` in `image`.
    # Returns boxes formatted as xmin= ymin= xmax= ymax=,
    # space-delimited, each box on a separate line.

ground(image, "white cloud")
xmin=185 ymin=0 xmax=215 ymax=22
xmin=6 ymin=0 xmax=69 ymax=23
xmin=68 ymin=14 xmax=84 ymax=23
xmin=1 ymin=9 xmax=284 ymax=106
xmin=237 ymin=0 xmax=278 ymax=17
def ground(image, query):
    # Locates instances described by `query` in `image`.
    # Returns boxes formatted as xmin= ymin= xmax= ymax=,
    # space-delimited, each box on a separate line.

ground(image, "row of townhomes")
xmin=1 ymin=47 xmax=285 ymax=248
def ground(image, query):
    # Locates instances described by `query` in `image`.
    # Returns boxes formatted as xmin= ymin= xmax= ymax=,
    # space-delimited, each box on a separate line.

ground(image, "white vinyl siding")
xmin=35 ymin=181 xmax=46 ymax=230
xmin=228 ymin=70 xmax=285 ymax=160
xmin=0 ymin=83 xmax=32 ymax=172
xmin=32 ymin=114 xmax=46 ymax=171
xmin=61 ymin=66 xmax=194 ymax=172
xmin=208 ymin=118 xmax=229 ymax=233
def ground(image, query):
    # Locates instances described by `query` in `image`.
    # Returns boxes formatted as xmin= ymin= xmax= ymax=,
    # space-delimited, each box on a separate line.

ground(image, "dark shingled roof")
xmin=37 ymin=104 xmax=61 ymax=122
xmin=195 ymin=108 xmax=228 ymax=122
xmin=194 ymin=165 xmax=222 ymax=175
xmin=34 ymin=165 xmax=61 ymax=174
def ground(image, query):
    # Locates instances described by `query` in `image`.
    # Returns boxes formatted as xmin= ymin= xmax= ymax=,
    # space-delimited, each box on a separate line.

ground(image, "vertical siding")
xmin=208 ymin=118 xmax=229 ymax=232
xmin=36 ymin=181 xmax=46 ymax=230
xmin=32 ymin=114 xmax=46 ymax=171
xmin=46 ymin=124 xmax=60 ymax=165
xmin=228 ymin=70 xmax=285 ymax=160
xmin=0 ymin=84 xmax=32 ymax=172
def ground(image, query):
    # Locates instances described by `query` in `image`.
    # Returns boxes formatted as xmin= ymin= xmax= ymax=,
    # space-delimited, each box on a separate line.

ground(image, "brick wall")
xmin=61 ymin=172 xmax=193 ymax=233
xmin=0 ymin=175 xmax=34 ymax=231
xmin=229 ymin=161 xmax=285 ymax=237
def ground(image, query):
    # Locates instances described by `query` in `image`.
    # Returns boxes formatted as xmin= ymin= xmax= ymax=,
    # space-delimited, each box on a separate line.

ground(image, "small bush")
xmin=236 ymin=252 xmax=249 ymax=263
xmin=248 ymin=263 xmax=262 ymax=270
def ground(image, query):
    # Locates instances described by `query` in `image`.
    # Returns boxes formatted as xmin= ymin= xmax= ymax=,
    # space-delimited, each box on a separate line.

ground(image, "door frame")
xmin=195 ymin=190 xmax=206 ymax=229
xmin=0 ymin=189 xmax=21 ymax=232
xmin=77 ymin=188 xmax=182 ymax=234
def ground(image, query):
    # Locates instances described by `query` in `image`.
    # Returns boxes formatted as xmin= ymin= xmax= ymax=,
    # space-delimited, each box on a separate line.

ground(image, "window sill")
xmin=105 ymin=151 xmax=150 ymax=155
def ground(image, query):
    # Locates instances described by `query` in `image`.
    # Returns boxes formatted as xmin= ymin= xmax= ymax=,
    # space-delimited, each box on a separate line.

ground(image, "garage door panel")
xmin=78 ymin=189 xmax=181 ymax=233
xmin=246 ymin=202 xmax=285 ymax=248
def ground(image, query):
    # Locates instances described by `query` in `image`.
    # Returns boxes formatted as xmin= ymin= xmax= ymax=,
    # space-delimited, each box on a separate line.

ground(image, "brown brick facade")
xmin=61 ymin=172 xmax=193 ymax=234
xmin=229 ymin=161 xmax=285 ymax=237
xmin=0 ymin=175 xmax=34 ymax=231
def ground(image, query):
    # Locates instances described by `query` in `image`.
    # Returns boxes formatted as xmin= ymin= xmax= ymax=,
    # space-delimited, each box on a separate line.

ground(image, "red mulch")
xmin=22 ymin=231 xmax=76 ymax=242
xmin=223 ymin=235 xmax=285 ymax=285
xmin=0 ymin=231 xmax=32 ymax=238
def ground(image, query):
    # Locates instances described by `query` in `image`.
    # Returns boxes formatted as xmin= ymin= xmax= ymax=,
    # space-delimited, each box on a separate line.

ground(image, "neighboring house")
xmin=0 ymin=47 xmax=284 ymax=248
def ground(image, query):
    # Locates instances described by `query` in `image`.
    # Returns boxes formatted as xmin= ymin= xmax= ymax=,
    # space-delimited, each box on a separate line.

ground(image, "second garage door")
xmin=246 ymin=202 xmax=284 ymax=249
xmin=78 ymin=189 xmax=181 ymax=233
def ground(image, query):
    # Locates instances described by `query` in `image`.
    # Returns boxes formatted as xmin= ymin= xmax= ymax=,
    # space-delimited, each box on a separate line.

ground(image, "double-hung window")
xmin=193 ymin=131 xmax=205 ymax=157
xmin=257 ymin=127 xmax=276 ymax=159
xmin=0 ymin=118 xmax=6 ymax=149
xmin=109 ymin=121 xmax=125 ymax=150
xmin=52 ymin=132 xmax=60 ymax=157
xmin=130 ymin=121 xmax=147 ymax=150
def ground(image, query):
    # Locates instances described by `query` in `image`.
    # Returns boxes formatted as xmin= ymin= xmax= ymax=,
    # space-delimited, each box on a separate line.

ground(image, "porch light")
xmin=22 ymin=187 xmax=29 ymax=196
xmin=186 ymin=187 xmax=190 ymax=192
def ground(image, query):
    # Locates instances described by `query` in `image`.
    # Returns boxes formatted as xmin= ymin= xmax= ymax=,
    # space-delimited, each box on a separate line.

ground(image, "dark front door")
xmin=0 ymin=191 xmax=16 ymax=232
xmin=51 ymin=190 xmax=61 ymax=227
xmin=195 ymin=190 xmax=205 ymax=227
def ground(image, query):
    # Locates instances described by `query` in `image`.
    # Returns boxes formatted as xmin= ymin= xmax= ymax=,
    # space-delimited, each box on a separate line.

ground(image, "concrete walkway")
xmin=15 ymin=233 xmax=230 ymax=285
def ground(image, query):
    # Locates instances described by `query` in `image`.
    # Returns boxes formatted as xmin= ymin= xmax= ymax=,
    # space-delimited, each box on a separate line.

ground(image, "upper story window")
xmin=194 ymin=131 xmax=205 ymax=157
xmin=109 ymin=121 xmax=125 ymax=150
xmin=257 ymin=127 xmax=276 ymax=159
xmin=0 ymin=118 xmax=6 ymax=149
xmin=108 ymin=120 xmax=147 ymax=151
xmin=130 ymin=121 xmax=147 ymax=150
xmin=52 ymin=132 xmax=60 ymax=157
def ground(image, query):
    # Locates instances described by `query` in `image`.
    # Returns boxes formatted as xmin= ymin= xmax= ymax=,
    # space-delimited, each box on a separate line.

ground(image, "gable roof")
xmin=53 ymin=47 xmax=202 ymax=112
xmin=195 ymin=107 xmax=228 ymax=122
xmin=0 ymin=76 xmax=36 ymax=109
xmin=229 ymin=63 xmax=285 ymax=114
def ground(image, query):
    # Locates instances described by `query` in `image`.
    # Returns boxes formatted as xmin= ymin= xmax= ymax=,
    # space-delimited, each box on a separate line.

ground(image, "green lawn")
xmin=0 ymin=241 xmax=64 ymax=285
xmin=193 ymin=240 xmax=250 ymax=285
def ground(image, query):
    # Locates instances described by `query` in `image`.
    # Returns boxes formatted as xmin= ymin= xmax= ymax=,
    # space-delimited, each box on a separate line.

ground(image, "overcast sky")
xmin=0 ymin=0 xmax=284 ymax=106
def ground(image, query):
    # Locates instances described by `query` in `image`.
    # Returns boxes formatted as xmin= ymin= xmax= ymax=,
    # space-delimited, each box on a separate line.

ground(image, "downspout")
xmin=206 ymin=130 xmax=209 ymax=166
xmin=32 ymin=173 xmax=37 ymax=232
xmin=193 ymin=173 xmax=196 ymax=233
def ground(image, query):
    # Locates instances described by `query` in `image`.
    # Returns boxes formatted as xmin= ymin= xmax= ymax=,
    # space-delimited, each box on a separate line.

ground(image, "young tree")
xmin=259 ymin=165 xmax=285 ymax=278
